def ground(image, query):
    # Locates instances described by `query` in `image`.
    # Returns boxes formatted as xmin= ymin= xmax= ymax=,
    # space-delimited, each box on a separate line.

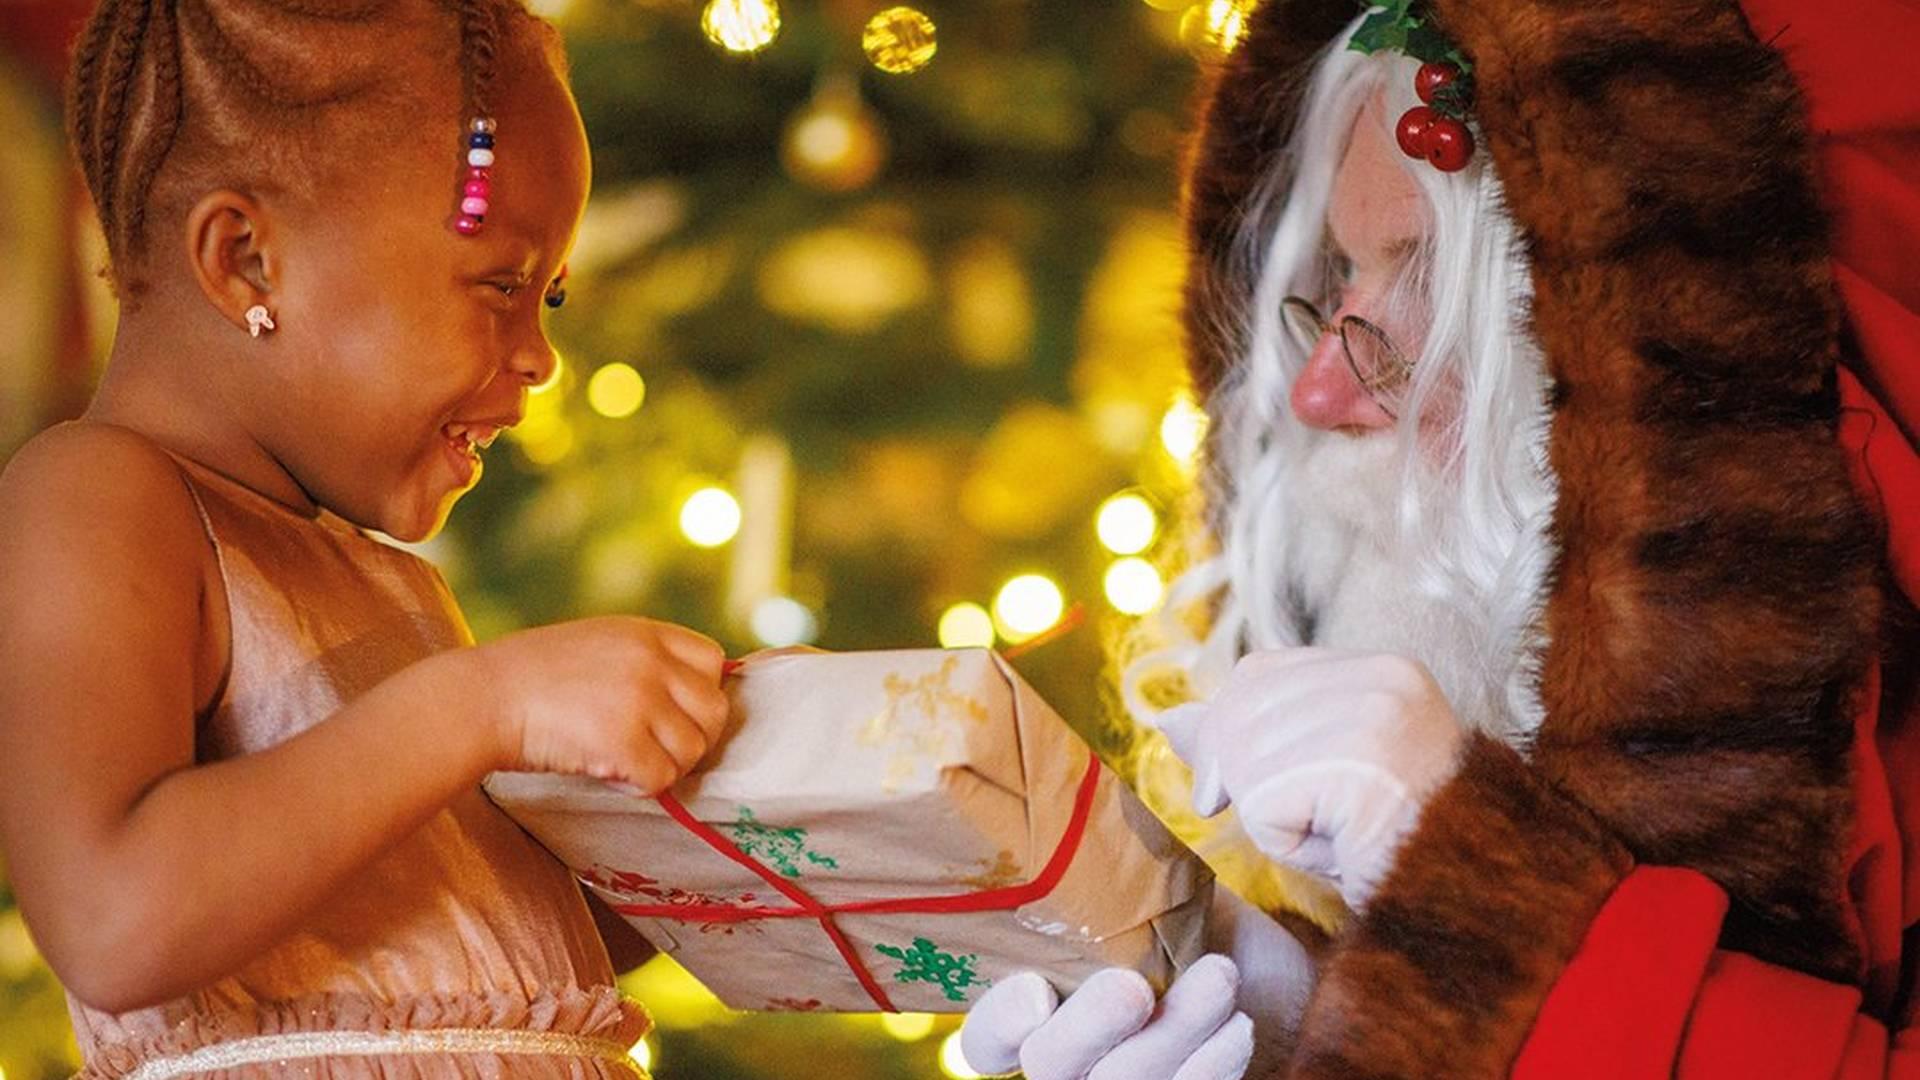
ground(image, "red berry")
xmin=1395 ymin=106 xmax=1436 ymax=159
xmin=1415 ymin=62 xmax=1461 ymax=105
xmin=1425 ymin=117 xmax=1475 ymax=172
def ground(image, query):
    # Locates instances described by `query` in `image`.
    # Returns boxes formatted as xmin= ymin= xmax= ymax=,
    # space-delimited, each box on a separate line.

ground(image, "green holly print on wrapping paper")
xmin=726 ymin=806 xmax=840 ymax=879
xmin=873 ymin=937 xmax=990 ymax=1003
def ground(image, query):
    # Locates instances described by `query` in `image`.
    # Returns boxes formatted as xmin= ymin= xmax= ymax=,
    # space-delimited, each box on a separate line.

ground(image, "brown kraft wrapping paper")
xmin=483 ymin=647 xmax=1214 ymax=1013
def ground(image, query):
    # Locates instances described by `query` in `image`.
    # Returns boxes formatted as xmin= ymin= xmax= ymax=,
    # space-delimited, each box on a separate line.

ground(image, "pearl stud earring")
xmin=245 ymin=304 xmax=276 ymax=338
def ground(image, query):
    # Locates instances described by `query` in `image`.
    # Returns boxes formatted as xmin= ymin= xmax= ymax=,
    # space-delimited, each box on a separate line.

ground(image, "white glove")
xmin=959 ymin=891 xmax=1316 ymax=1079
xmin=960 ymin=956 xmax=1252 ymax=1080
xmin=1157 ymin=648 xmax=1466 ymax=911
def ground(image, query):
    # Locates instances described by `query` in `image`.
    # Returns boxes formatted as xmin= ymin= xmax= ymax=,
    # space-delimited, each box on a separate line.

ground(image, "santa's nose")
xmin=1290 ymin=332 xmax=1395 ymax=431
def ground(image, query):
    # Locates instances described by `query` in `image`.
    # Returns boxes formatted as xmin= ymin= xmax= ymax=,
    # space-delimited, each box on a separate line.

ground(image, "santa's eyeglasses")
xmin=1280 ymin=296 xmax=1416 ymax=419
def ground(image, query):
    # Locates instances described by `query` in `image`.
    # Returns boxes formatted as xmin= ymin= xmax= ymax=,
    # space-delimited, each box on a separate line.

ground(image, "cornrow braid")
xmin=64 ymin=0 xmax=121 ymax=201
xmin=120 ymin=0 xmax=184 ymax=254
xmin=457 ymin=0 xmax=500 ymax=122
xmin=65 ymin=0 xmax=537 ymax=296
xmin=89 ymin=0 xmax=154 ymax=253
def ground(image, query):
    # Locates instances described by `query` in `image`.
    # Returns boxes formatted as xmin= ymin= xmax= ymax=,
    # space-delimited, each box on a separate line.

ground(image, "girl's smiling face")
xmin=256 ymin=32 xmax=590 ymax=543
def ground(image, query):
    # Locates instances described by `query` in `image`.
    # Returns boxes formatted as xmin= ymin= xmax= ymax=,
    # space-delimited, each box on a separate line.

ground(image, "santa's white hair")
xmin=1117 ymin=17 xmax=1557 ymax=919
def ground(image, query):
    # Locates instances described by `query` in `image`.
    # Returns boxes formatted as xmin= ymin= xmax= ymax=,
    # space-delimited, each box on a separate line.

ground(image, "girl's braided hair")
xmin=65 ymin=0 xmax=537 ymax=298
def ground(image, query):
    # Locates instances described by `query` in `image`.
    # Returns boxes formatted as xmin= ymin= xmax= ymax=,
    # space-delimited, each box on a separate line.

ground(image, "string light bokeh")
xmin=0 ymin=0 xmax=1243 ymax=1075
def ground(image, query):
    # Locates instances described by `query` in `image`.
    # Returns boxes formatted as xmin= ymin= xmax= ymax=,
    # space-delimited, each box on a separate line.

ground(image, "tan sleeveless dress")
xmin=65 ymin=453 xmax=651 ymax=1079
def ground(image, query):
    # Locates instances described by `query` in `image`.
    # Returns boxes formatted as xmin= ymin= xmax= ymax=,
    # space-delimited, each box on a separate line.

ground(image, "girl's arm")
xmin=0 ymin=424 xmax=511 ymax=1012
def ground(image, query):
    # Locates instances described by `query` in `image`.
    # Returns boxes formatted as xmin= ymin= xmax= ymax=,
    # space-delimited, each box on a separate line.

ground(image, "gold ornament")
xmin=702 ymin=0 xmax=781 ymax=54
xmin=861 ymin=6 xmax=938 ymax=74
xmin=780 ymin=75 xmax=889 ymax=192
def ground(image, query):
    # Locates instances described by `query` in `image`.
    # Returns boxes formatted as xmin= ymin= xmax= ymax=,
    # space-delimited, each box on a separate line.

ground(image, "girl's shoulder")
xmin=0 ymin=420 xmax=216 ymax=621
xmin=0 ymin=420 xmax=227 ymax=713
xmin=0 ymin=421 xmax=204 ymax=545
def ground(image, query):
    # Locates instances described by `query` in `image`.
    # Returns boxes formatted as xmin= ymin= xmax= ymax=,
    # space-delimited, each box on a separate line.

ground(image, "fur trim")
xmin=1182 ymin=0 xmax=1887 ymax=1074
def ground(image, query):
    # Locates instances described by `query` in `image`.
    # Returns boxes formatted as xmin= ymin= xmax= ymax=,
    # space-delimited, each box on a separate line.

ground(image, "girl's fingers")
xmin=642 ymin=708 xmax=710 ymax=775
xmin=657 ymin=625 xmax=727 ymax=677
xmin=662 ymin=668 xmax=732 ymax=742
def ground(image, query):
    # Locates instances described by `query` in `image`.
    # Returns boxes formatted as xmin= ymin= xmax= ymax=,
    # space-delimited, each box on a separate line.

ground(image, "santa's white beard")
xmin=1278 ymin=431 xmax=1517 ymax=734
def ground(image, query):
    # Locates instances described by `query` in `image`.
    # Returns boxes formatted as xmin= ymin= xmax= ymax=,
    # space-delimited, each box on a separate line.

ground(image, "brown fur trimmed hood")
xmin=1180 ymin=0 xmax=1888 ymax=1075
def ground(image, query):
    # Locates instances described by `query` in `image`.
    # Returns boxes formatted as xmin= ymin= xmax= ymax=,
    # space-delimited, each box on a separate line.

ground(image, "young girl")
xmin=0 ymin=2 xmax=729 ymax=1075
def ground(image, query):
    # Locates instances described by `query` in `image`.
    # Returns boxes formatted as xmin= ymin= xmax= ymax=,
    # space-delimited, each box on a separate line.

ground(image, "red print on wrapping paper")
xmin=764 ymin=997 xmax=826 ymax=1012
xmin=576 ymin=865 xmax=762 ymax=936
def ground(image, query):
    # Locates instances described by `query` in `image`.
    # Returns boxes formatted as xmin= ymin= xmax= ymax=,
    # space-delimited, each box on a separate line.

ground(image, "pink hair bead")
xmin=463 ymin=180 xmax=490 ymax=198
xmin=468 ymin=166 xmax=492 ymax=184
xmin=461 ymin=196 xmax=490 ymax=216
xmin=454 ymin=215 xmax=483 ymax=236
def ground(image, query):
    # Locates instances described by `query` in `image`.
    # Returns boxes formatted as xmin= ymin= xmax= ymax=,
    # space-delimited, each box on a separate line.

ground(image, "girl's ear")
xmin=184 ymin=190 xmax=278 ymax=333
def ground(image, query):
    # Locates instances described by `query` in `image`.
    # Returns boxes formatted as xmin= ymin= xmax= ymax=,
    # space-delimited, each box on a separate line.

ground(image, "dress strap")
xmin=119 ymin=1029 xmax=649 ymax=1080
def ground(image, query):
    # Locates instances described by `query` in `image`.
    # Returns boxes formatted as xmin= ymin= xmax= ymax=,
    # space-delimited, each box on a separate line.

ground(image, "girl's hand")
xmin=477 ymin=616 xmax=731 ymax=793
xmin=1158 ymin=648 xmax=1467 ymax=911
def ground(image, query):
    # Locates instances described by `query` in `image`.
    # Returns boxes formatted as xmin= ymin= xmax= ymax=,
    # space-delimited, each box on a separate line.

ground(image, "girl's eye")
xmin=492 ymin=281 xmax=524 ymax=298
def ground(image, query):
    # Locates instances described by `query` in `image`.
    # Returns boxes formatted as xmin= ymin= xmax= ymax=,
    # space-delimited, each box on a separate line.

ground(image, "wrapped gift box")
xmin=483 ymin=647 xmax=1213 ymax=1013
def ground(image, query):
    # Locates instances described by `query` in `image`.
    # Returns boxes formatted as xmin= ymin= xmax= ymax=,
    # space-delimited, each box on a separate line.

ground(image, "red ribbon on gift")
xmin=622 ymin=748 xmax=1104 ymax=1012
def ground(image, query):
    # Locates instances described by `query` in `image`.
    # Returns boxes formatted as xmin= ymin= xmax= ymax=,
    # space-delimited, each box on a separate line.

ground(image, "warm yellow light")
xmin=1180 ymin=0 xmax=1252 ymax=55
xmin=938 ymin=602 xmax=996 ymax=649
xmin=532 ymin=352 xmax=565 ymax=394
xmin=1104 ymin=557 xmax=1165 ymax=616
xmin=587 ymin=362 xmax=646 ymax=419
xmin=862 ymin=7 xmax=938 ymax=74
xmin=1159 ymin=393 xmax=1208 ymax=467
xmin=680 ymin=487 xmax=742 ymax=548
xmin=512 ymin=414 xmax=575 ymax=466
xmin=993 ymin=574 xmax=1065 ymax=641
xmin=939 ymin=1029 xmax=984 ymax=1079
xmin=628 ymin=1037 xmax=654 ymax=1072
xmin=879 ymin=1011 xmax=938 ymax=1042
xmin=1096 ymin=492 xmax=1159 ymax=555
xmin=702 ymin=0 xmax=780 ymax=53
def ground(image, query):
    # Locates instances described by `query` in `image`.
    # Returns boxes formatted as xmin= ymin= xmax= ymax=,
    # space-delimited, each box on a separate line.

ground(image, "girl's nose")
xmin=510 ymin=342 xmax=559 ymax=388
xmin=1289 ymin=332 xmax=1394 ymax=431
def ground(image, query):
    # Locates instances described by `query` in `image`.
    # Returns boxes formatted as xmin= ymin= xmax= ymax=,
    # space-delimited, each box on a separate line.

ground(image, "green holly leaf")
xmin=1348 ymin=0 xmax=1414 ymax=55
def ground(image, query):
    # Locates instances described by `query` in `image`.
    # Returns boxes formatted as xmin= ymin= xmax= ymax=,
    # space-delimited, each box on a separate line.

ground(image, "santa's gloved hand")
xmin=959 ymin=887 xmax=1317 ymax=1080
xmin=959 ymin=955 xmax=1254 ymax=1080
xmin=1158 ymin=648 xmax=1466 ymax=911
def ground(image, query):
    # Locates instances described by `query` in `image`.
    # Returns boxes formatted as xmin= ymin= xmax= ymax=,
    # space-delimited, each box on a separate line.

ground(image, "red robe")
xmin=1516 ymin=2 xmax=1920 ymax=1073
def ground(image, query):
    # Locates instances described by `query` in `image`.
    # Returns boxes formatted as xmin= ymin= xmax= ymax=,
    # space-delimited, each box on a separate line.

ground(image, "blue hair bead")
xmin=468 ymin=132 xmax=496 ymax=149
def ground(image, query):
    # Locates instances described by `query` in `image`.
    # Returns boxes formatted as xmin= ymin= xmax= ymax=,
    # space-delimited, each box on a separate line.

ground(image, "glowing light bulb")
xmin=1159 ymin=393 xmax=1208 ymax=467
xmin=680 ymin=487 xmax=742 ymax=548
xmin=938 ymin=602 xmax=996 ymax=649
xmin=862 ymin=7 xmax=938 ymax=74
xmin=702 ymin=0 xmax=780 ymax=53
xmin=587 ymin=362 xmax=646 ymax=419
xmin=781 ymin=79 xmax=887 ymax=193
xmin=880 ymin=1011 xmax=938 ymax=1041
xmin=1180 ymin=0 xmax=1252 ymax=55
xmin=751 ymin=596 xmax=818 ymax=647
xmin=993 ymin=574 xmax=1065 ymax=641
xmin=939 ymin=1029 xmax=984 ymax=1079
xmin=1104 ymin=557 xmax=1165 ymax=616
xmin=1096 ymin=492 xmax=1159 ymax=555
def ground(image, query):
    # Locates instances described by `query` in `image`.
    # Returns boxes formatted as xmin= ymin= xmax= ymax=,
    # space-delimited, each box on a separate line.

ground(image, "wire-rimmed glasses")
xmin=1280 ymin=296 xmax=1416 ymax=418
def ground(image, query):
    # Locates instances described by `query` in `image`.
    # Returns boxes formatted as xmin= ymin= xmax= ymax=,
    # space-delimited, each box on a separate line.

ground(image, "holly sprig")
xmin=1348 ymin=0 xmax=1475 ymax=118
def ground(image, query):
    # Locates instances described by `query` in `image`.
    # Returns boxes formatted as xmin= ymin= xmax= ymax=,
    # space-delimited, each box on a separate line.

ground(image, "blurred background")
xmin=0 ymin=0 xmax=1257 ymax=1075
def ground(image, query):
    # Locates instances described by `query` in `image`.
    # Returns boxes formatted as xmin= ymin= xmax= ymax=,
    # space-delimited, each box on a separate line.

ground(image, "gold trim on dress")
xmin=118 ymin=1028 xmax=648 ymax=1080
